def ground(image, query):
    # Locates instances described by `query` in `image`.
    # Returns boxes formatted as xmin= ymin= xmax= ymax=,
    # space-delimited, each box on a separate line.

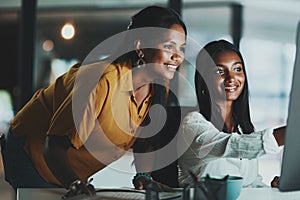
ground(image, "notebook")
xmin=65 ymin=188 xmax=182 ymax=200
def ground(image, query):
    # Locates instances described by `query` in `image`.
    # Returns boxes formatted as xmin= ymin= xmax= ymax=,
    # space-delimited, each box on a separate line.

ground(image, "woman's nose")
xmin=225 ymin=71 xmax=235 ymax=82
xmin=171 ymin=51 xmax=184 ymax=62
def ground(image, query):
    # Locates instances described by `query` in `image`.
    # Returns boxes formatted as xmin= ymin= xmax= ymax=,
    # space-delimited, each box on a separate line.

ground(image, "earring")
xmin=136 ymin=51 xmax=145 ymax=69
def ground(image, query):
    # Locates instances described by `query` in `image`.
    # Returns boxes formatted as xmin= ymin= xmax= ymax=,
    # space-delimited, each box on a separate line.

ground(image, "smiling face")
xmin=209 ymin=50 xmax=245 ymax=102
xmin=141 ymin=24 xmax=186 ymax=80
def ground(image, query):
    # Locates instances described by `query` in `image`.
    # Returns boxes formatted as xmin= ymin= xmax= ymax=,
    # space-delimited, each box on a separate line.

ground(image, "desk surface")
xmin=17 ymin=187 xmax=300 ymax=200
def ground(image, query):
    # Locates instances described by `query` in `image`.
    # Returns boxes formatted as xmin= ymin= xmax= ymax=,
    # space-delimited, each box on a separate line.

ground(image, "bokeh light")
xmin=42 ymin=39 xmax=54 ymax=51
xmin=61 ymin=23 xmax=75 ymax=40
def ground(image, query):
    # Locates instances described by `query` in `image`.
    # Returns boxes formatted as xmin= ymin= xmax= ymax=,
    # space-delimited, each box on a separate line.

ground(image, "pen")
xmin=189 ymin=170 xmax=198 ymax=183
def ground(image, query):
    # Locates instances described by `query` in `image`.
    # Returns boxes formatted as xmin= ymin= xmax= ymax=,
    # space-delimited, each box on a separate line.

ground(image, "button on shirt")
xmin=178 ymin=111 xmax=280 ymax=187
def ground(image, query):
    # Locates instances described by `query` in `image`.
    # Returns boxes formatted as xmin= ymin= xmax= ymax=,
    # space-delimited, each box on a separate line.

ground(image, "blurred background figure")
xmin=0 ymin=90 xmax=14 ymax=134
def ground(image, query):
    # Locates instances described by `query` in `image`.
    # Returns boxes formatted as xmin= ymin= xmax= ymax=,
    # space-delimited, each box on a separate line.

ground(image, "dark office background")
xmin=1 ymin=0 xmax=300 ymax=199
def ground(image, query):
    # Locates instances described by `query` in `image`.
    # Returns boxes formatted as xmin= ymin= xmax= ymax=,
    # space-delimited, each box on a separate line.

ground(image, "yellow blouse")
xmin=10 ymin=61 xmax=152 ymax=185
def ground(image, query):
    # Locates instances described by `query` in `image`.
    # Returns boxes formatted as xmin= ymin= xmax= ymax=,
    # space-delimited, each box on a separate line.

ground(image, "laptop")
xmin=278 ymin=21 xmax=300 ymax=192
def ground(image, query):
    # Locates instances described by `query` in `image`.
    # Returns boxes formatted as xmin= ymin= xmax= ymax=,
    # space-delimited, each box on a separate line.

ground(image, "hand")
xmin=146 ymin=180 xmax=175 ymax=192
xmin=133 ymin=175 xmax=153 ymax=190
xmin=62 ymin=179 xmax=96 ymax=199
xmin=133 ymin=176 xmax=174 ymax=192
xmin=271 ymin=176 xmax=280 ymax=188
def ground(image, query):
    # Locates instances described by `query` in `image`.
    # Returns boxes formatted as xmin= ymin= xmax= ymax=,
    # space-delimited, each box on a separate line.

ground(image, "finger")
xmin=135 ymin=180 xmax=144 ymax=190
xmin=79 ymin=183 xmax=95 ymax=196
xmin=137 ymin=184 xmax=144 ymax=190
xmin=271 ymin=176 xmax=280 ymax=188
xmin=86 ymin=187 xmax=96 ymax=196
xmin=87 ymin=184 xmax=96 ymax=195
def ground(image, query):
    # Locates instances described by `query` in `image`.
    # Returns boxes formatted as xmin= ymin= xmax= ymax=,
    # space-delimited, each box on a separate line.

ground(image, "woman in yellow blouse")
xmin=0 ymin=5 xmax=187 ymax=198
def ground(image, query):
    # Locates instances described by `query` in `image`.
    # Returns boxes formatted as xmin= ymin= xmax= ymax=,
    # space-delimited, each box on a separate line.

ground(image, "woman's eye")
xmin=164 ymin=44 xmax=173 ymax=50
xmin=215 ymin=69 xmax=224 ymax=75
xmin=179 ymin=46 xmax=185 ymax=53
xmin=234 ymin=66 xmax=243 ymax=72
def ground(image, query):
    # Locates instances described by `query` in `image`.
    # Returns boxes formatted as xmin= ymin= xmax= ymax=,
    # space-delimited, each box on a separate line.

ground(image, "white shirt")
xmin=178 ymin=111 xmax=280 ymax=187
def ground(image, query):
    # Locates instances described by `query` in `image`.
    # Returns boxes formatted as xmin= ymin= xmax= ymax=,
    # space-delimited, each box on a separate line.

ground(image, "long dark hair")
xmin=128 ymin=7 xmax=186 ymax=180
xmin=195 ymin=40 xmax=254 ymax=134
xmin=113 ymin=6 xmax=186 ymax=155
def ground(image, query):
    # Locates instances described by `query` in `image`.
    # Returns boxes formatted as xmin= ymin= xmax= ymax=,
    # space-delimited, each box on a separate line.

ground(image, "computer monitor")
xmin=278 ymin=21 xmax=300 ymax=192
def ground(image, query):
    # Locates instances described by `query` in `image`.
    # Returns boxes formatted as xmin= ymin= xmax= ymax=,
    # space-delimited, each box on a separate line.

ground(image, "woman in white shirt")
xmin=178 ymin=40 xmax=285 ymax=188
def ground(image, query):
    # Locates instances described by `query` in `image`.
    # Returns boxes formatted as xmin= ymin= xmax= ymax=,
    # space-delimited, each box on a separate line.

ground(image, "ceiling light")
xmin=61 ymin=22 xmax=75 ymax=40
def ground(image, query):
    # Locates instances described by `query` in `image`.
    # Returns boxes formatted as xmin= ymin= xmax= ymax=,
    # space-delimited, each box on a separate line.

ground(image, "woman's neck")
xmin=216 ymin=100 xmax=235 ymax=133
xmin=132 ymin=67 xmax=153 ymax=91
xmin=134 ymin=84 xmax=150 ymax=108
xmin=132 ymin=69 xmax=152 ymax=108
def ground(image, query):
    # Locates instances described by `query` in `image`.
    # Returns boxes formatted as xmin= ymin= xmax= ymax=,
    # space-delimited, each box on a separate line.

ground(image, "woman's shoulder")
xmin=93 ymin=61 xmax=133 ymax=92
xmin=183 ymin=111 xmax=207 ymax=124
xmin=77 ymin=60 xmax=130 ymax=77
xmin=181 ymin=111 xmax=213 ymax=137
xmin=104 ymin=61 xmax=131 ymax=72
xmin=99 ymin=61 xmax=131 ymax=81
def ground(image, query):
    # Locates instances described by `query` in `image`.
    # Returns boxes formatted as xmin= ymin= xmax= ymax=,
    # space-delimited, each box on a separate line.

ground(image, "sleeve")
xmin=47 ymin=63 xmax=109 ymax=149
xmin=46 ymin=82 xmax=88 ymax=149
xmin=47 ymin=91 xmax=75 ymax=137
xmin=67 ymin=69 xmax=110 ymax=149
xmin=46 ymin=65 xmax=81 ymax=139
xmin=182 ymin=112 xmax=280 ymax=160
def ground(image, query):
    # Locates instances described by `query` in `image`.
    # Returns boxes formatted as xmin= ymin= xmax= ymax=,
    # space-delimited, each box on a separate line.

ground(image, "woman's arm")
xmin=43 ymin=135 xmax=77 ymax=188
xmin=132 ymin=138 xmax=154 ymax=190
xmin=182 ymin=112 xmax=281 ymax=160
xmin=43 ymin=135 xmax=96 ymax=197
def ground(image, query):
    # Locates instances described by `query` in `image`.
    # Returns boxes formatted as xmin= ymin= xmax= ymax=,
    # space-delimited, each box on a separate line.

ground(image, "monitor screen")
xmin=279 ymin=21 xmax=300 ymax=192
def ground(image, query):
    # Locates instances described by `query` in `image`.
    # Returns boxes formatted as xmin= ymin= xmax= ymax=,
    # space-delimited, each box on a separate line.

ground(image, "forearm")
xmin=133 ymin=151 xmax=153 ymax=190
xmin=133 ymin=138 xmax=155 ymax=173
xmin=43 ymin=135 xmax=79 ymax=188
xmin=133 ymin=152 xmax=154 ymax=174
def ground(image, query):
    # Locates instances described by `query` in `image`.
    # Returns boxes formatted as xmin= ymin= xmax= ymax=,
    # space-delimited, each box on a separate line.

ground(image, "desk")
xmin=17 ymin=188 xmax=181 ymax=200
xmin=238 ymin=188 xmax=300 ymax=200
xmin=17 ymin=187 xmax=300 ymax=200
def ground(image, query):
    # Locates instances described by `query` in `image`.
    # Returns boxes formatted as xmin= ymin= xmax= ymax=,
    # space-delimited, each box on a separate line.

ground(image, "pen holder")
xmin=194 ymin=175 xmax=243 ymax=200
xmin=145 ymin=182 xmax=159 ymax=200
xmin=182 ymin=184 xmax=191 ymax=200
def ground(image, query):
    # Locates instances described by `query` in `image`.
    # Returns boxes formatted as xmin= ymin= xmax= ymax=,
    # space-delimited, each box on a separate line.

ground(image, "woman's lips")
xmin=224 ymin=85 xmax=238 ymax=92
xmin=166 ymin=64 xmax=177 ymax=72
